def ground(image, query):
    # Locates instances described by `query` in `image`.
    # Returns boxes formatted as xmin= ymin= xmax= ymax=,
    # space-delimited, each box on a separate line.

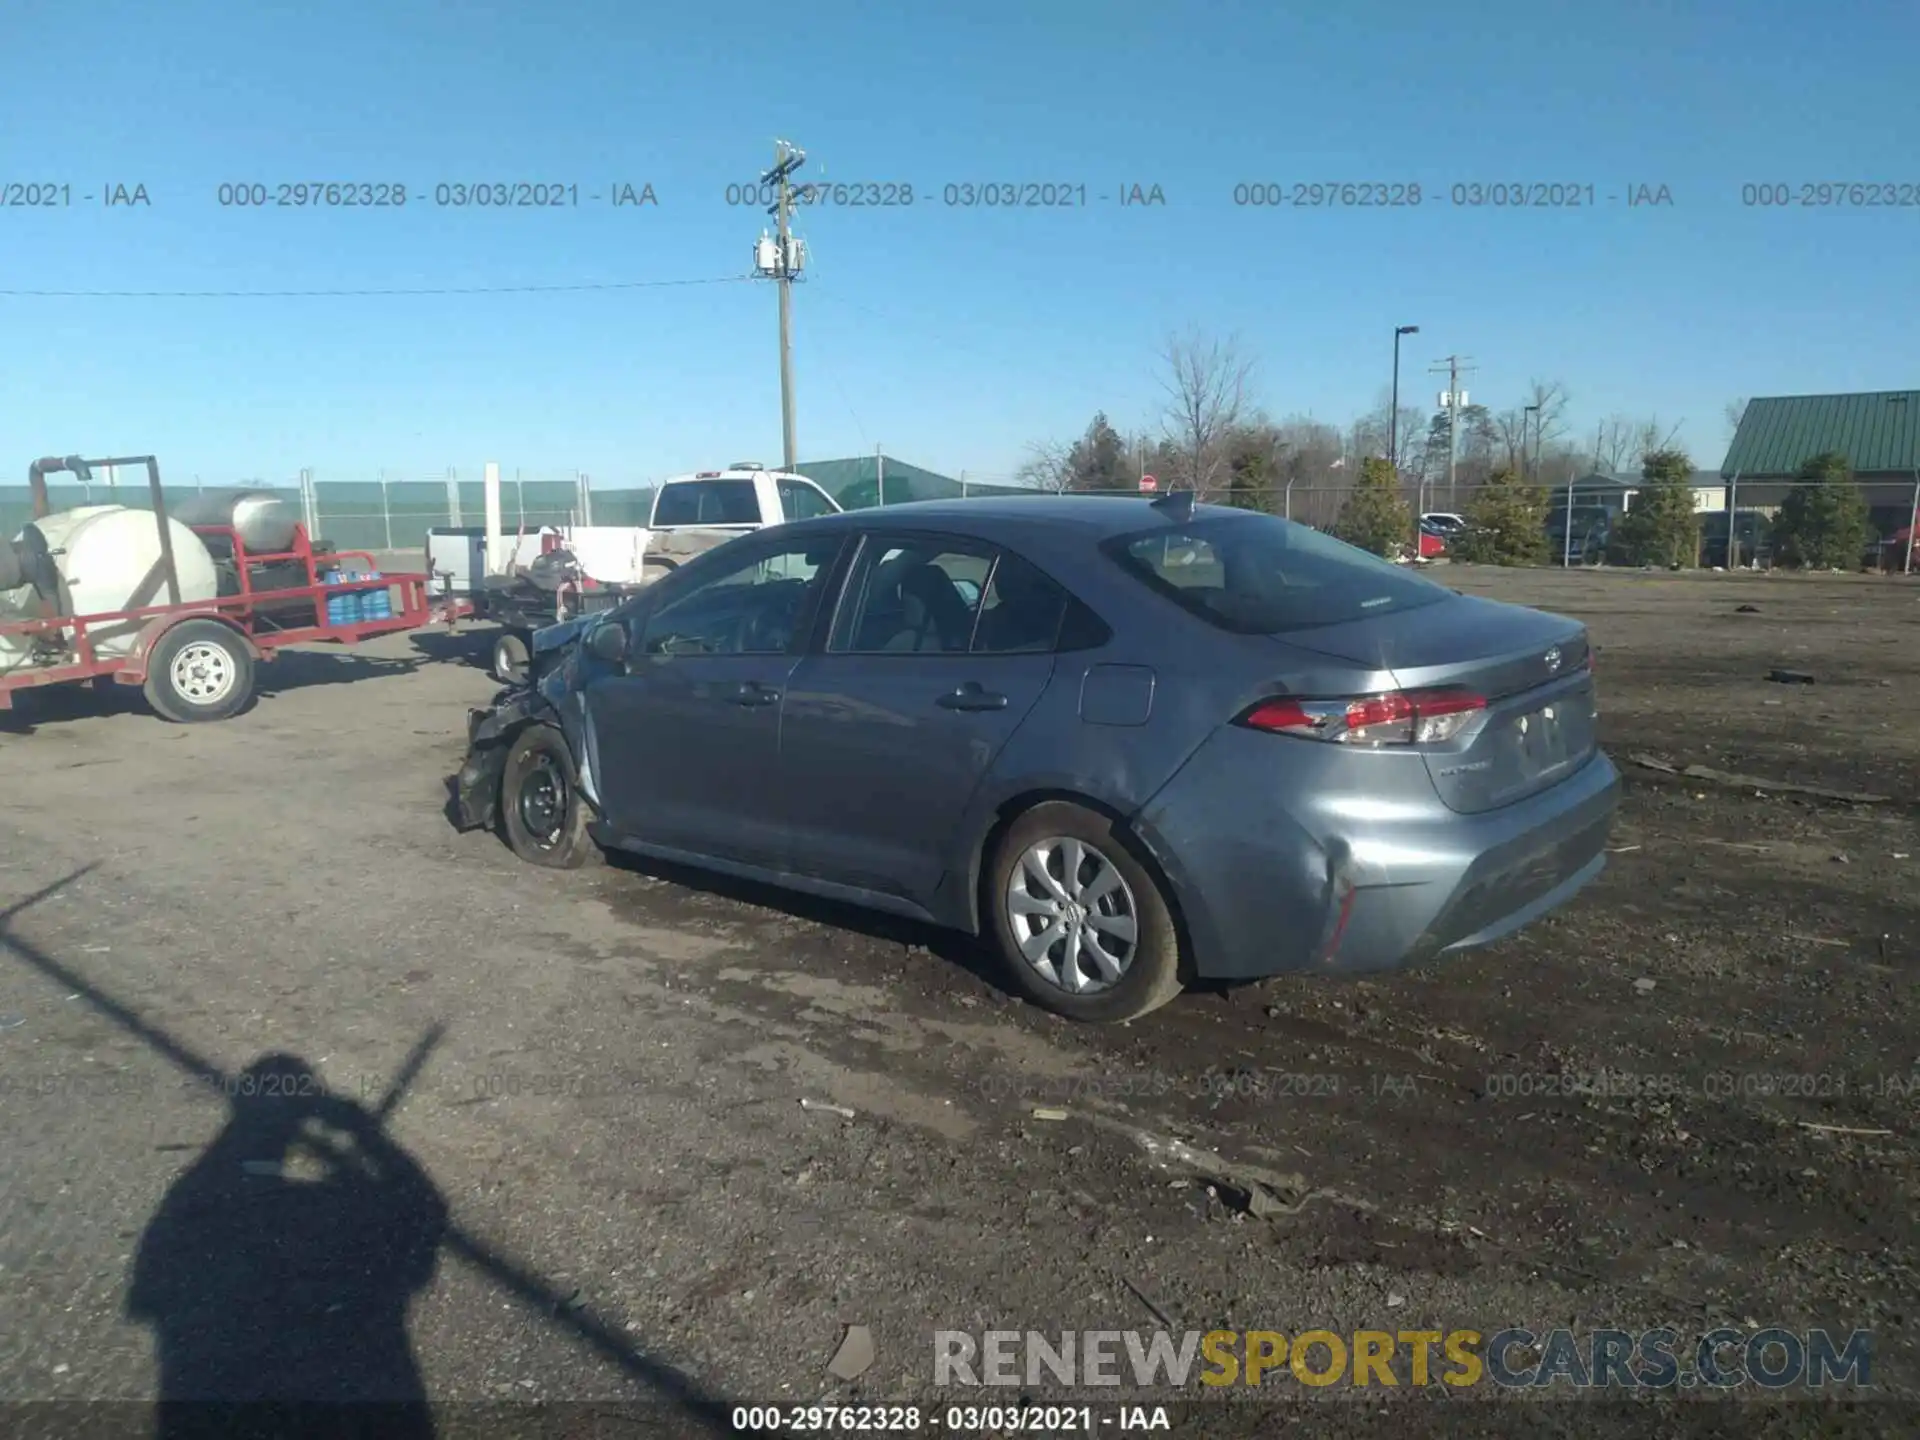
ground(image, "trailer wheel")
xmin=144 ymin=620 xmax=255 ymax=724
xmin=492 ymin=631 xmax=530 ymax=684
xmin=499 ymin=725 xmax=600 ymax=869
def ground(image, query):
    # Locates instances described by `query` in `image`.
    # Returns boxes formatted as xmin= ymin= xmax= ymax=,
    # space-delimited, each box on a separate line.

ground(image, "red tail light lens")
xmin=1241 ymin=688 xmax=1487 ymax=745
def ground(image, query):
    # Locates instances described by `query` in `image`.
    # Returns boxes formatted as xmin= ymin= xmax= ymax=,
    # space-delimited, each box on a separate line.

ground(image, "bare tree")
xmin=1635 ymin=417 xmax=1685 ymax=465
xmin=1585 ymin=413 xmax=1687 ymax=475
xmin=1492 ymin=379 xmax=1573 ymax=476
xmin=1014 ymin=439 xmax=1075 ymax=493
xmin=1724 ymin=397 xmax=1748 ymax=442
xmin=1590 ymin=415 xmax=1641 ymax=474
xmin=1271 ymin=414 xmax=1349 ymax=525
xmin=1525 ymin=380 xmax=1572 ymax=448
xmin=1492 ymin=409 xmax=1530 ymax=473
xmin=1155 ymin=328 xmax=1254 ymax=502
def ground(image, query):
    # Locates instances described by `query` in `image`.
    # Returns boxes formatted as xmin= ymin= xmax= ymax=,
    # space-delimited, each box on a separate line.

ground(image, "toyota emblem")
xmin=1543 ymin=647 xmax=1563 ymax=673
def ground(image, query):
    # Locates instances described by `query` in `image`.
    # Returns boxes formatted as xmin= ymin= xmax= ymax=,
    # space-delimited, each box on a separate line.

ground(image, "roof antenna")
xmin=1150 ymin=489 xmax=1195 ymax=523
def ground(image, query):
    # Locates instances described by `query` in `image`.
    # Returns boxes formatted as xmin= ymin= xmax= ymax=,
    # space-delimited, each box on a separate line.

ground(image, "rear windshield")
xmin=654 ymin=479 xmax=760 ymax=526
xmin=1101 ymin=513 xmax=1451 ymax=635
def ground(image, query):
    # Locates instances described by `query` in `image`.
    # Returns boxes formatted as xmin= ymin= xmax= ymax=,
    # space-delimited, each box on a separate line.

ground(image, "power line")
xmin=0 ymin=274 xmax=757 ymax=298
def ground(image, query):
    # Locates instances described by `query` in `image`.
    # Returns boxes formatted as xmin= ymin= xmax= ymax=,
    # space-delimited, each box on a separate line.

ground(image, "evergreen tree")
xmin=1452 ymin=468 xmax=1549 ymax=565
xmin=1771 ymin=452 xmax=1871 ymax=569
xmin=1331 ymin=457 xmax=1412 ymax=557
xmin=1609 ymin=448 xmax=1701 ymax=567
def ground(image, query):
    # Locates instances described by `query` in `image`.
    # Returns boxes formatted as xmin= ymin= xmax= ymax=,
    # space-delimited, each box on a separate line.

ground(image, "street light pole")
xmin=1390 ymin=325 xmax=1419 ymax=469
xmin=1392 ymin=325 xmax=1419 ymax=555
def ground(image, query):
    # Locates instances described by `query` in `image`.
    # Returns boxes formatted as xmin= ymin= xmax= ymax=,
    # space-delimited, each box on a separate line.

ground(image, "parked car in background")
xmin=1421 ymin=512 xmax=1468 ymax=537
xmin=1865 ymin=522 xmax=1919 ymax=572
xmin=1701 ymin=508 xmax=1774 ymax=568
xmin=1545 ymin=504 xmax=1615 ymax=565
xmin=1416 ymin=518 xmax=1452 ymax=559
xmin=453 ymin=494 xmax=1619 ymax=1025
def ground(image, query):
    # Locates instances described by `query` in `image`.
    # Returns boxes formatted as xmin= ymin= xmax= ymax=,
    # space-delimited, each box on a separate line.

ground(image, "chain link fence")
xmin=1 ymin=467 xmax=1682 ymax=556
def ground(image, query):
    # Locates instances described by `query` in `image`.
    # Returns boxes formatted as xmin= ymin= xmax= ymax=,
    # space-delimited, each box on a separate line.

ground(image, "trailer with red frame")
xmin=0 ymin=454 xmax=466 ymax=723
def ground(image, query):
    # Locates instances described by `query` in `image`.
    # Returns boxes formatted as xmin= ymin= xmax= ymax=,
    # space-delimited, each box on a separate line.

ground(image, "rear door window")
xmin=1102 ymin=513 xmax=1450 ymax=634
xmin=777 ymin=478 xmax=838 ymax=521
xmin=972 ymin=551 xmax=1071 ymax=654
xmin=830 ymin=540 xmax=992 ymax=654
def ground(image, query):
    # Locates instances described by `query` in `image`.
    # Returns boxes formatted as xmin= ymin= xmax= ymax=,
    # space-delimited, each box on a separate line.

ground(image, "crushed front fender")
xmin=451 ymin=690 xmax=553 ymax=832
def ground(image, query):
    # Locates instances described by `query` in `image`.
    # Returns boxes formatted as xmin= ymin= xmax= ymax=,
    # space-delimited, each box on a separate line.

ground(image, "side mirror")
xmin=586 ymin=622 xmax=628 ymax=664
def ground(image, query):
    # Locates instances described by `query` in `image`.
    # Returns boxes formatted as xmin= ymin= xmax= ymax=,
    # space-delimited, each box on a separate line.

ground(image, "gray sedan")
xmin=452 ymin=493 xmax=1619 ymax=1024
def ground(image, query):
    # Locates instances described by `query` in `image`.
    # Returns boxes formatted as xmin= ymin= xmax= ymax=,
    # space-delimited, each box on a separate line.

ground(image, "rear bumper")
xmin=1139 ymin=744 xmax=1621 ymax=982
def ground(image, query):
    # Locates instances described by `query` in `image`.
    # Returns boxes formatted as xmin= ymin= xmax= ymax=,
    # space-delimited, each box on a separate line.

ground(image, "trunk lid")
xmin=1281 ymin=594 xmax=1597 ymax=814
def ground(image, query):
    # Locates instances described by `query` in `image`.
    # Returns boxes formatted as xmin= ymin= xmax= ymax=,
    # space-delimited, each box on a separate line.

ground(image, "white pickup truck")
xmin=430 ymin=464 xmax=843 ymax=592
xmin=430 ymin=464 xmax=844 ymax=681
xmin=570 ymin=463 xmax=842 ymax=583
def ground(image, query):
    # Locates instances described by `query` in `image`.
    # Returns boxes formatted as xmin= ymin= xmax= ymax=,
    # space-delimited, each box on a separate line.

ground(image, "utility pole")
xmin=753 ymin=140 xmax=808 ymax=471
xmin=1429 ymin=356 xmax=1474 ymax=510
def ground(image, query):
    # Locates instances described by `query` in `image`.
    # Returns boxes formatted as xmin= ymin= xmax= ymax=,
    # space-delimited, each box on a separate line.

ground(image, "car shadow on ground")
xmin=595 ymin=847 xmax=1017 ymax=996
xmin=0 ymin=866 xmax=740 ymax=1438
xmin=437 ymin=772 xmax=1232 ymax=1011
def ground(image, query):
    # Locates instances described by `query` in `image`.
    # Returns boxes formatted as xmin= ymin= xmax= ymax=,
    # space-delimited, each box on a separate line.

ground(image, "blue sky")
xmin=2 ymin=0 xmax=1915 ymax=487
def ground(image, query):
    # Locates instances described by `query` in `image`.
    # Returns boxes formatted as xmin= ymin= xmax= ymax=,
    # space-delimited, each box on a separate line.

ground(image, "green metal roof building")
xmin=1721 ymin=391 xmax=1920 ymax=509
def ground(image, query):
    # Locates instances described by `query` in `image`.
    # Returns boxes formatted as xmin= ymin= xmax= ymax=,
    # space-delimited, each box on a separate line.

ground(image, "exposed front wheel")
xmin=985 ymin=801 xmax=1182 ymax=1024
xmin=144 ymin=620 xmax=256 ymax=724
xmin=498 ymin=725 xmax=600 ymax=869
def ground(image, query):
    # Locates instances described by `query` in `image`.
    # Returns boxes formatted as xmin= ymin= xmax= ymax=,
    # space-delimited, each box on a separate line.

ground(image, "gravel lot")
xmin=0 ymin=565 xmax=1915 ymax=1437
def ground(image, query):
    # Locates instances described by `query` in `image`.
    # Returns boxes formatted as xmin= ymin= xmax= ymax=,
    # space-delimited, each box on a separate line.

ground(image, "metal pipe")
xmin=484 ymin=461 xmax=503 ymax=574
xmin=1907 ymin=471 xmax=1918 ymax=577
xmin=1726 ymin=471 xmax=1741 ymax=568
xmin=1562 ymin=474 xmax=1575 ymax=568
xmin=146 ymin=456 xmax=182 ymax=605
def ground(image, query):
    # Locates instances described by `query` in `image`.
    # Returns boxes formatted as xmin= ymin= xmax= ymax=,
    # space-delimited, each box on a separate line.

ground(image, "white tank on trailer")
xmin=0 ymin=505 xmax=221 ymax=667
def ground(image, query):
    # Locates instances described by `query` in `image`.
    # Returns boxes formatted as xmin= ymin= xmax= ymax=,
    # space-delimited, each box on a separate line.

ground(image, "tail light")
xmin=1240 ymin=689 xmax=1486 ymax=745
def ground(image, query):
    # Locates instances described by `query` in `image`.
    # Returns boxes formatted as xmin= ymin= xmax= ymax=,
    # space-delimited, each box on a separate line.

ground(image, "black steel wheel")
xmin=498 ymin=725 xmax=600 ymax=869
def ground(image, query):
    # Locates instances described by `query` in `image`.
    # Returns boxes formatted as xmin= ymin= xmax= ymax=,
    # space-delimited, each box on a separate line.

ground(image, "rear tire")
xmin=498 ymin=724 xmax=600 ymax=869
xmin=492 ymin=631 xmax=530 ymax=684
xmin=985 ymin=801 xmax=1182 ymax=1024
xmin=144 ymin=620 xmax=255 ymax=724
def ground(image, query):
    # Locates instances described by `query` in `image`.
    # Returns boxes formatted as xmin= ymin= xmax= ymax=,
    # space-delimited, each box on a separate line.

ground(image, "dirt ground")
xmin=0 ymin=565 xmax=1916 ymax=1437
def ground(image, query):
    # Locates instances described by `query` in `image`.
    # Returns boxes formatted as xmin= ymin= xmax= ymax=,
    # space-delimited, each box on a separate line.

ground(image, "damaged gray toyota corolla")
xmin=450 ymin=496 xmax=1621 ymax=1025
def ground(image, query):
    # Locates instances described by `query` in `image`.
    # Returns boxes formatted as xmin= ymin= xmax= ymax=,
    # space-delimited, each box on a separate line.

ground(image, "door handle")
xmin=731 ymin=682 xmax=780 ymax=707
xmin=938 ymin=686 xmax=1008 ymax=712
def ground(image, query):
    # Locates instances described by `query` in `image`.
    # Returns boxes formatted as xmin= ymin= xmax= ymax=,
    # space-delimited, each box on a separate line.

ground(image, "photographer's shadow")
xmin=128 ymin=1054 xmax=447 ymax=1438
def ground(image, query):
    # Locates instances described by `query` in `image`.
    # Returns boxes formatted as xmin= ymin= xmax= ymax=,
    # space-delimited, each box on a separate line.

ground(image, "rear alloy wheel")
xmin=493 ymin=631 xmax=530 ymax=685
xmin=144 ymin=620 xmax=255 ymax=724
xmin=498 ymin=724 xmax=600 ymax=869
xmin=987 ymin=801 xmax=1182 ymax=1023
